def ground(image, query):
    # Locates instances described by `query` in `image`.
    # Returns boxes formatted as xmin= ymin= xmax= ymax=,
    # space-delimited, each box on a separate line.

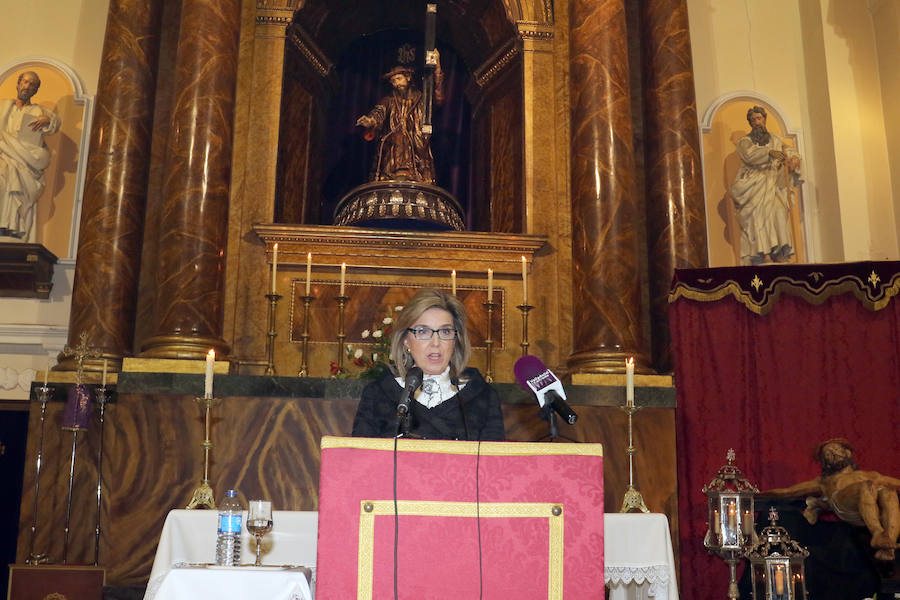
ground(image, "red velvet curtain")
xmin=670 ymin=291 xmax=900 ymax=598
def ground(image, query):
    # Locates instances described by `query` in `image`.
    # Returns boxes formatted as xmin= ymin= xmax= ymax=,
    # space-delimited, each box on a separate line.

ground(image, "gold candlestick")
xmin=619 ymin=403 xmax=649 ymax=513
xmin=297 ymin=295 xmax=315 ymax=377
xmin=26 ymin=383 xmax=53 ymax=565
xmin=333 ymin=295 xmax=349 ymax=377
xmin=516 ymin=304 xmax=533 ymax=357
xmin=264 ymin=293 xmax=282 ymax=375
xmin=482 ymin=301 xmax=497 ymax=383
xmin=186 ymin=395 xmax=222 ymax=510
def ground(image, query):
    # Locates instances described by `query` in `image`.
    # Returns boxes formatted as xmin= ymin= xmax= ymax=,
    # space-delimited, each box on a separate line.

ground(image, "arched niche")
xmin=274 ymin=0 xmax=535 ymax=233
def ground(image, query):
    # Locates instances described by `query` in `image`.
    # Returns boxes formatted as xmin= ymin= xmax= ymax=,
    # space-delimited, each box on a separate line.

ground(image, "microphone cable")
xmin=393 ymin=432 xmax=400 ymax=600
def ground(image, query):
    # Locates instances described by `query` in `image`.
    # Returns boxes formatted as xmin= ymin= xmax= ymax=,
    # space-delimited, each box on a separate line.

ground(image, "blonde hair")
xmin=390 ymin=288 xmax=471 ymax=379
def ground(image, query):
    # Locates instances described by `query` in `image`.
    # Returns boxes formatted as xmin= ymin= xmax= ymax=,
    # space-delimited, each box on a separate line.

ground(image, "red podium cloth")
xmin=316 ymin=437 xmax=604 ymax=599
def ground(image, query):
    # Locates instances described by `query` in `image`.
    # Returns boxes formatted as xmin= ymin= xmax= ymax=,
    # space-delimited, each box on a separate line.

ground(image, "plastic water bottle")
xmin=215 ymin=489 xmax=243 ymax=565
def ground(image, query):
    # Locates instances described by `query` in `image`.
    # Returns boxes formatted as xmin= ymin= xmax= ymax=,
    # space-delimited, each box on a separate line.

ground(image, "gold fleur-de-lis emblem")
xmin=750 ymin=275 xmax=763 ymax=291
xmin=868 ymin=270 xmax=880 ymax=288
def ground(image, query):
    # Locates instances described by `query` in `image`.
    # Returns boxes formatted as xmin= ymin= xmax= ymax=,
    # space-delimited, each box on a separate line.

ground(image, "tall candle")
xmin=271 ymin=243 xmax=278 ymax=294
xmin=305 ymin=252 xmax=312 ymax=295
xmin=742 ymin=509 xmax=753 ymax=536
xmin=451 ymin=269 xmax=457 ymax=295
xmin=340 ymin=263 xmax=347 ymax=296
xmin=713 ymin=509 xmax=721 ymax=534
xmin=102 ymin=359 xmax=108 ymax=388
xmin=521 ymin=256 xmax=528 ymax=305
xmin=43 ymin=361 xmax=49 ymax=386
xmin=727 ymin=502 xmax=737 ymax=529
xmin=205 ymin=349 xmax=215 ymax=399
xmin=774 ymin=565 xmax=785 ymax=595
xmin=626 ymin=357 xmax=635 ymax=406
xmin=487 ymin=268 xmax=493 ymax=301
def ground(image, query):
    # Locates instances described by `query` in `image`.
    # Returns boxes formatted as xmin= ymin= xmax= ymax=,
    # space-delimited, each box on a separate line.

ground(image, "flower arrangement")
xmin=332 ymin=305 xmax=403 ymax=380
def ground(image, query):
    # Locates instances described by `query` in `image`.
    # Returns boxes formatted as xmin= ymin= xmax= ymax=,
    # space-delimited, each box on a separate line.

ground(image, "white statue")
xmin=0 ymin=71 xmax=61 ymax=242
xmin=729 ymin=105 xmax=801 ymax=265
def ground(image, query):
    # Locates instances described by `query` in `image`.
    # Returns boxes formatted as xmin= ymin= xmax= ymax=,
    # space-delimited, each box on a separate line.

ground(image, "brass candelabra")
xmin=482 ymin=301 xmax=497 ymax=382
xmin=297 ymin=295 xmax=315 ymax=377
xmin=93 ymin=384 xmax=111 ymax=565
xmin=516 ymin=304 xmax=533 ymax=357
xmin=619 ymin=402 xmax=649 ymax=513
xmin=264 ymin=292 xmax=282 ymax=375
xmin=186 ymin=395 xmax=222 ymax=510
xmin=333 ymin=295 xmax=349 ymax=377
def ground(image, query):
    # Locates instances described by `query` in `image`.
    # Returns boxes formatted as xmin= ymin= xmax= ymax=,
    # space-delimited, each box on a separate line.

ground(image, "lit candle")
xmin=626 ymin=357 xmax=634 ymax=406
xmin=713 ymin=509 xmax=721 ymax=534
xmin=271 ymin=243 xmax=278 ymax=294
xmin=521 ymin=256 xmax=528 ymax=305
xmin=774 ymin=565 xmax=785 ymax=595
xmin=487 ymin=268 xmax=493 ymax=301
xmin=305 ymin=252 xmax=312 ymax=295
xmin=742 ymin=510 xmax=753 ymax=536
xmin=205 ymin=349 xmax=215 ymax=399
xmin=43 ymin=361 xmax=49 ymax=387
xmin=340 ymin=263 xmax=347 ymax=296
xmin=102 ymin=359 xmax=108 ymax=388
xmin=451 ymin=269 xmax=457 ymax=295
xmin=727 ymin=502 xmax=737 ymax=529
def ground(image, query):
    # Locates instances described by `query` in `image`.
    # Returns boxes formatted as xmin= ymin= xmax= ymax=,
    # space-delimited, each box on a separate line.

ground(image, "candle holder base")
xmin=619 ymin=484 xmax=650 ymax=513
xmin=24 ymin=553 xmax=51 ymax=565
xmin=186 ymin=480 xmax=216 ymax=510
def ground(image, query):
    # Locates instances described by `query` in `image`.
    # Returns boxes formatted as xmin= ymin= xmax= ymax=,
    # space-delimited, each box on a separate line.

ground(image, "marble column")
xmin=568 ymin=0 xmax=649 ymax=372
xmin=641 ymin=0 xmax=708 ymax=371
xmin=58 ymin=0 xmax=163 ymax=372
xmin=139 ymin=0 xmax=241 ymax=359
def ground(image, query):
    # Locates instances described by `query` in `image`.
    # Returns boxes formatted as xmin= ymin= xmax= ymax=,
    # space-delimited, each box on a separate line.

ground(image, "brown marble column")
xmin=58 ymin=0 xmax=163 ymax=372
xmin=568 ymin=0 xmax=649 ymax=373
xmin=139 ymin=0 xmax=240 ymax=359
xmin=641 ymin=0 xmax=708 ymax=371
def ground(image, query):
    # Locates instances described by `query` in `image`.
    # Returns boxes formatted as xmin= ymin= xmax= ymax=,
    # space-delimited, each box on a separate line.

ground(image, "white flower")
xmin=395 ymin=305 xmax=404 ymax=311
xmin=361 ymin=329 xmax=370 ymax=338
xmin=346 ymin=344 xmax=353 ymax=351
xmin=372 ymin=353 xmax=379 ymax=361
xmin=372 ymin=330 xmax=383 ymax=338
xmin=382 ymin=317 xmax=393 ymax=325
xmin=354 ymin=348 xmax=363 ymax=359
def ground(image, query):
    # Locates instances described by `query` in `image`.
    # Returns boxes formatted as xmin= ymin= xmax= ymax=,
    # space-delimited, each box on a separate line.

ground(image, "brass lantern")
xmin=703 ymin=448 xmax=759 ymax=599
xmin=746 ymin=507 xmax=809 ymax=600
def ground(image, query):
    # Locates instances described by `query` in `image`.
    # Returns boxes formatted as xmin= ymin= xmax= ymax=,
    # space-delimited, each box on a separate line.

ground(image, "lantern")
xmin=746 ymin=507 xmax=809 ymax=600
xmin=702 ymin=448 xmax=759 ymax=599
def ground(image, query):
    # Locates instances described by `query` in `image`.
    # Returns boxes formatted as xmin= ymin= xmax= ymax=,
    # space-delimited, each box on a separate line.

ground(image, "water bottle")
xmin=215 ymin=489 xmax=243 ymax=565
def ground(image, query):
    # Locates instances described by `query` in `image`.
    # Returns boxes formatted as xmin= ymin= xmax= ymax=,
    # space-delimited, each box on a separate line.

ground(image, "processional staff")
xmin=422 ymin=3 xmax=438 ymax=135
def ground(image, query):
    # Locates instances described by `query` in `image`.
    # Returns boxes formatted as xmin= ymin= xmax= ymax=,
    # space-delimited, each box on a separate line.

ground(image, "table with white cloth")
xmin=144 ymin=509 xmax=317 ymax=600
xmin=604 ymin=513 xmax=679 ymax=600
xmin=145 ymin=510 xmax=676 ymax=600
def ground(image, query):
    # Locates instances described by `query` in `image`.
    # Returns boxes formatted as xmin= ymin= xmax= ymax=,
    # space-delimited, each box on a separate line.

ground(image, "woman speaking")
xmin=351 ymin=288 xmax=505 ymax=441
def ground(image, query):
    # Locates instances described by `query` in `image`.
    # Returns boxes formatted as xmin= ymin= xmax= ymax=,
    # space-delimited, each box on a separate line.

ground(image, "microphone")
xmin=396 ymin=367 xmax=424 ymax=417
xmin=513 ymin=355 xmax=578 ymax=425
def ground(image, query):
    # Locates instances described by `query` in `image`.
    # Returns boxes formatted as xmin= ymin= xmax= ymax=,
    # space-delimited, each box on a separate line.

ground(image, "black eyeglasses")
xmin=407 ymin=326 xmax=458 ymax=341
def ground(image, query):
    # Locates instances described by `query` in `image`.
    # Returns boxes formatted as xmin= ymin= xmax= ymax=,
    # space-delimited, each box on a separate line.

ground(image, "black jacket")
xmin=351 ymin=367 xmax=505 ymax=441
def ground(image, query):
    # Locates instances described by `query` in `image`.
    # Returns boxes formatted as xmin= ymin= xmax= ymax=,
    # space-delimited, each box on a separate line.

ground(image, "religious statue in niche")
xmin=356 ymin=49 xmax=443 ymax=184
xmin=333 ymin=5 xmax=465 ymax=231
xmin=764 ymin=438 xmax=900 ymax=562
xmin=0 ymin=71 xmax=61 ymax=242
xmin=729 ymin=105 xmax=802 ymax=266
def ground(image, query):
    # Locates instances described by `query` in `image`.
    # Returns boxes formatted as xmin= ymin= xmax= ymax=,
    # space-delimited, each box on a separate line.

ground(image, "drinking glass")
xmin=247 ymin=500 xmax=273 ymax=566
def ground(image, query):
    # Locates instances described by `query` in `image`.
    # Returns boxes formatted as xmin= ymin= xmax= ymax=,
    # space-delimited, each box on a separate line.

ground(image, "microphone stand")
xmin=535 ymin=404 xmax=578 ymax=443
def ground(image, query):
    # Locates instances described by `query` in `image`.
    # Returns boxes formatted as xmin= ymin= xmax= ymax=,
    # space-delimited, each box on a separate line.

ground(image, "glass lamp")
xmin=746 ymin=507 xmax=809 ymax=600
xmin=702 ymin=448 xmax=759 ymax=599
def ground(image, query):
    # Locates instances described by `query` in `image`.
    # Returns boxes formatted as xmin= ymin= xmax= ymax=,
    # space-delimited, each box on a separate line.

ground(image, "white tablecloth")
xmin=604 ymin=513 xmax=679 ymax=600
xmin=152 ymin=566 xmax=311 ymax=600
xmin=145 ymin=510 xmax=677 ymax=600
xmin=144 ymin=510 xmax=318 ymax=600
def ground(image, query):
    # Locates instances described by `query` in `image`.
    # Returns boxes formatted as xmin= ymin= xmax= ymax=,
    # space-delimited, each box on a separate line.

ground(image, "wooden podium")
xmin=315 ymin=436 xmax=604 ymax=599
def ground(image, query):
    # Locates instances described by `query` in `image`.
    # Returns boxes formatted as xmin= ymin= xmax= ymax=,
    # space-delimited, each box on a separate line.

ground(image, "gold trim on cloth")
xmin=668 ymin=263 xmax=900 ymax=315
xmin=321 ymin=435 xmax=602 ymax=457
xmin=356 ymin=500 xmax=564 ymax=600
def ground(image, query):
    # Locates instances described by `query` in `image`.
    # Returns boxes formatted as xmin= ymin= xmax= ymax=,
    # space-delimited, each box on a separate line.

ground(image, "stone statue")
xmin=729 ymin=105 xmax=801 ymax=266
xmin=0 ymin=71 xmax=61 ymax=242
xmin=765 ymin=438 xmax=900 ymax=561
xmin=355 ymin=50 xmax=443 ymax=184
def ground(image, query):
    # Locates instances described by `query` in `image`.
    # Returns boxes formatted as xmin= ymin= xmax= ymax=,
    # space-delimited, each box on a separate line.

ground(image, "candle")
xmin=742 ymin=509 xmax=753 ymax=536
xmin=487 ymin=268 xmax=493 ymax=301
xmin=205 ymin=349 xmax=215 ymax=399
xmin=305 ymin=252 xmax=312 ymax=295
xmin=521 ymin=256 xmax=528 ymax=305
xmin=626 ymin=357 xmax=635 ymax=406
xmin=43 ymin=361 xmax=49 ymax=386
xmin=271 ymin=243 xmax=278 ymax=294
xmin=727 ymin=502 xmax=737 ymax=529
xmin=340 ymin=262 xmax=347 ymax=296
xmin=774 ymin=565 xmax=785 ymax=595
xmin=102 ymin=359 xmax=107 ymax=388
xmin=451 ymin=269 xmax=457 ymax=295
xmin=713 ymin=509 xmax=721 ymax=534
